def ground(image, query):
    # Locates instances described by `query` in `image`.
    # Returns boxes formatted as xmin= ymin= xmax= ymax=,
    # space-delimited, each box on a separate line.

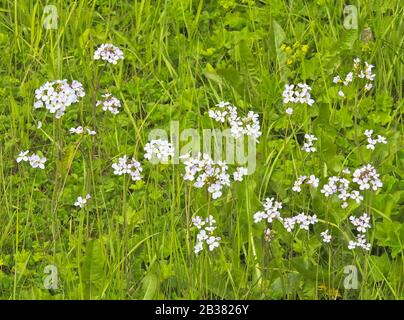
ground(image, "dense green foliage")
xmin=0 ymin=0 xmax=403 ymax=299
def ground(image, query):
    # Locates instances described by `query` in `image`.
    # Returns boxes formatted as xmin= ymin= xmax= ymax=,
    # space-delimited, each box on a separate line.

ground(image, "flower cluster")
xmin=348 ymin=234 xmax=371 ymax=251
xmin=233 ymin=167 xmax=248 ymax=181
xmin=16 ymin=151 xmax=46 ymax=169
xmin=208 ymin=101 xmax=262 ymax=142
xmin=144 ymin=139 xmax=175 ymax=164
xmin=333 ymin=58 xmax=375 ymax=96
xmin=74 ymin=194 xmax=91 ymax=208
xmin=282 ymin=83 xmax=315 ymax=114
xmin=348 ymin=213 xmax=371 ymax=251
xmin=69 ymin=126 xmax=96 ymax=135
xmin=283 ymin=213 xmax=318 ymax=232
xmin=96 ymin=93 xmax=121 ymax=115
xmin=94 ymin=44 xmax=124 ymax=64
xmin=352 ymin=164 xmax=383 ymax=191
xmin=364 ymin=129 xmax=387 ymax=150
xmin=192 ymin=215 xmax=221 ymax=255
xmin=349 ymin=213 xmax=371 ymax=233
xmin=253 ymin=197 xmax=283 ymax=224
xmin=320 ymin=176 xmax=363 ymax=208
xmin=292 ymin=175 xmax=319 ymax=192
xmin=333 ymin=73 xmax=353 ymax=96
xmin=182 ymin=152 xmax=230 ymax=199
xmin=112 ymin=156 xmax=143 ymax=181
xmin=34 ymin=80 xmax=85 ymax=118
xmin=280 ymin=42 xmax=309 ymax=66
xmin=301 ymin=134 xmax=317 ymax=153
xmin=320 ymin=229 xmax=332 ymax=243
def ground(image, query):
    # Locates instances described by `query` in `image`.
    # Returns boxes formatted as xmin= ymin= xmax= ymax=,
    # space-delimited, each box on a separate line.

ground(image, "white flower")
xmin=208 ymin=102 xmax=262 ymax=142
xmin=301 ymin=134 xmax=317 ymax=153
xmin=194 ymin=242 xmax=203 ymax=255
xmin=86 ymin=129 xmax=96 ymax=135
xmin=307 ymin=175 xmax=319 ymax=188
xmin=34 ymin=80 xmax=85 ymax=119
xmin=349 ymin=190 xmax=363 ymax=203
xmin=364 ymin=62 xmax=375 ymax=81
xmin=321 ymin=229 xmax=332 ymax=243
xmin=70 ymin=126 xmax=84 ymax=134
xmin=144 ymin=139 xmax=175 ymax=163
xmin=16 ymin=150 xmax=30 ymax=163
xmin=17 ymin=151 xmax=47 ymax=169
xmin=334 ymin=58 xmax=376 ymax=93
xmin=96 ymin=93 xmax=121 ymax=115
xmin=285 ymin=107 xmax=293 ymax=115
xmin=282 ymin=84 xmax=296 ymax=104
xmin=94 ymin=44 xmax=124 ymax=64
xmin=283 ymin=213 xmax=317 ymax=232
xmin=342 ymin=168 xmax=351 ymax=175
xmin=376 ymin=135 xmax=387 ymax=144
xmin=333 ymin=76 xmax=341 ymax=84
xmin=37 ymin=121 xmax=43 ymax=129
xmin=348 ymin=213 xmax=372 ymax=251
xmin=74 ymin=194 xmax=91 ymax=208
xmin=216 ymin=101 xmax=230 ymax=108
xmin=282 ymin=83 xmax=315 ymax=106
xmin=364 ymin=83 xmax=373 ymax=91
xmin=364 ymin=129 xmax=373 ymax=137
xmin=366 ymin=140 xmax=376 ymax=150
xmin=338 ymin=90 xmax=345 ymax=97
xmin=292 ymin=175 xmax=306 ymax=192
xmin=348 ymin=240 xmax=357 ymax=250
xmin=253 ymin=197 xmax=283 ymax=226
xmin=283 ymin=217 xmax=296 ymax=232
xmin=292 ymin=174 xmax=320 ymax=192
xmin=233 ymin=167 xmax=248 ymax=181
xmin=28 ymin=154 xmax=47 ymax=169
xmin=348 ymin=234 xmax=371 ymax=251
xmin=197 ymin=229 xmax=208 ymax=242
xmin=204 ymin=215 xmax=217 ymax=232
xmin=356 ymin=234 xmax=371 ymax=251
xmin=262 ymin=197 xmax=283 ymax=223
xmin=183 ymin=153 xmax=230 ymax=200
xmin=208 ymin=109 xmax=227 ymax=123
xmin=321 ymin=175 xmax=362 ymax=208
xmin=193 ymin=215 xmax=221 ymax=255
xmin=112 ymin=155 xmax=143 ymax=181
xmin=253 ymin=211 xmax=267 ymax=224
xmin=364 ymin=130 xmax=387 ymax=150
xmin=352 ymin=164 xmax=382 ymax=191
xmin=192 ymin=216 xmax=205 ymax=229
xmin=206 ymin=236 xmax=221 ymax=251
xmin=70 ymin=126 xmax=96 ymax=136
xmin=343 ymin=72 xmax=353 ymax=86
xmin=349 ymin=213 xmax=371 ymax=233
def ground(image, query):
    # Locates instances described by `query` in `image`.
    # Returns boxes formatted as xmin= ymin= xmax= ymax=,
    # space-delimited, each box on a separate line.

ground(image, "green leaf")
xmin=81 ymin=239 xmax=105 ymax=298
xmin=142 ymin=273 xmax=158 ymax=300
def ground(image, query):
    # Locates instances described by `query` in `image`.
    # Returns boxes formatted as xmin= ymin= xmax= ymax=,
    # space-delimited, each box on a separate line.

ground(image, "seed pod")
xmin=360 ymin=27 xmax=374 ymax=43
xmin=264 ymin=228 xmax=274 ymax=242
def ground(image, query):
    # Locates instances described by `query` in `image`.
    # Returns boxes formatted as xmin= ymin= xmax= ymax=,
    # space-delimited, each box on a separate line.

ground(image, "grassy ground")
xmin=0 ymin=0 xmax=403 ymax=299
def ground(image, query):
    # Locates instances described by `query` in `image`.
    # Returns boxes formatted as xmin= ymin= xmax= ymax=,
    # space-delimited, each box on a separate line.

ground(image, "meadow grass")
xmin=0 ymin=0 xmax=403 ymax=299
